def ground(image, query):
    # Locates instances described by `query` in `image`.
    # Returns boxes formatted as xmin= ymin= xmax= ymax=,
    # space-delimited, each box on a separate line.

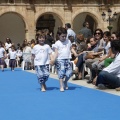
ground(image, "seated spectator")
xmin=91 ymin=31 xmax=111 ymax=83
xmin=94 ymin=40 xmax=120 ymax=90
xmin=72 ymin=37 xmax=100 ymax=80
xmin=71 ymin=44 xmax=77 ymax=61
xmin=85 ymin=28 xmax=105 ymax=83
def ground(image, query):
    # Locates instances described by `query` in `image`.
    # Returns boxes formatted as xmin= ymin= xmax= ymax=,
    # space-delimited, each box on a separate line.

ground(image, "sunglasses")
xmin=95 ymin=32 xmax=101 ymax=35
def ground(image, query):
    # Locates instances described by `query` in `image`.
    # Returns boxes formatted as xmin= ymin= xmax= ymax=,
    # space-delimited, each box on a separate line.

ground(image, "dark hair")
xmin=65 ymin=23 xmax=71 ymax=28
xmin=115 ymin=31 xmax=120 ymax=40
xmin=36 ymin=34 xmax=46 ymax=44
xmin=104 ymin=31 xmax=111 ymax=37
xmin=17 ymin=43 xmax=20 ymax=46
xmin=0 ymin=41 xmax=2 ymax=46
xmin=57 ymin=27 xmax=67 ymax=36
xmin=111 ymin=40 xmax=120 ymax=52
xmin=11 ymin=45 xmax=16 ymax=50
xmin=94 ymin=28 xmax=103 ymax=38
xmin=83 ymin=21 xmax=87 ymax=27
xmin=31 ymin=39 xmax=35 ymax=44
xmin=72 ymin=44 xmax=77 ymax=47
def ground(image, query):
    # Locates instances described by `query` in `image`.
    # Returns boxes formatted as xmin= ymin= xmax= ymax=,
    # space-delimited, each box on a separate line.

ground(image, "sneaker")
xmin=72 ymin=77 xmax=79 ymax=80
xmin=98 ymin=84 xmax=106 ymax=90
xmin=84 ymin=71 xmax=88 ymax=77
xmin=87 ymin=80 xmax=93 ymax=84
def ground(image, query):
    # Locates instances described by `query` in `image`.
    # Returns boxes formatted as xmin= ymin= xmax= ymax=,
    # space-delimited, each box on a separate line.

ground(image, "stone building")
xmin=0 ymin=0 xmax=120 ymax=45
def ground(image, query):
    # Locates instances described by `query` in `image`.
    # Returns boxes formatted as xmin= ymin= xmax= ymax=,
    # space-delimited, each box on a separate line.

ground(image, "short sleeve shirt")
xmin=32 ymin=44 xmax=52 ymax=65
xmin=0 ymin=47 xmax=5 ymax=58
xmin=54 ymin=39 xmax=72 ymax=60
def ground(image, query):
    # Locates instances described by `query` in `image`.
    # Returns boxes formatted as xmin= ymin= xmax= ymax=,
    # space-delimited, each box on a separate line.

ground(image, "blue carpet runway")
xmin=0 ymin=68 xmax=120 ymax=120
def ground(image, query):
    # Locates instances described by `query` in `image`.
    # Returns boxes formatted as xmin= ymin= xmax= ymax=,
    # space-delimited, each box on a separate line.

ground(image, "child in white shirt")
xmin=32 ymin=34 xmax=53 ymax=92
xmin=8 ymin=46 xmax=17 ymax=71
xmin=53 ymin=27 xmax=78 ymax=91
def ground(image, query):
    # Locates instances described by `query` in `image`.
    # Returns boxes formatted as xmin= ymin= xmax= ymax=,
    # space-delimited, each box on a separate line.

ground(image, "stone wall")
xmin=0 ymin=1 xmax=120 ymax=44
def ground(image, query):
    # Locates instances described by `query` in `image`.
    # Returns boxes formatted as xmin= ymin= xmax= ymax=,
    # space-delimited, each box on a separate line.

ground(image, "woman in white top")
xmin=91 ymin=31 xmax=111 ymax=84
xmin=53 ymin=27 xmax=78 ymax=92
xmin=22 ymin=42 xmax=32 ymax=70
xmin=32 ymin=34 xmax=53 ymax=92
xmin=0 ymin=41 xmax=6 ymax=71
xmin=5 ymin=38 xmax=12 ymax=53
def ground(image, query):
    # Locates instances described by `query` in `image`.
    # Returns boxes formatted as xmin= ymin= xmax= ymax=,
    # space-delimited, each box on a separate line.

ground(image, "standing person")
xmin=65 ymin=23 xmax=76 ymax=41
xmin=22 ymin=42 xmax=32 ymax=70
xmin=78 ymin=21 xmax=92 ymax=40
xmin=53 ymin=27 xmax=78 ymax=92
xmin=8 ymin=46 xmax=17 ymax=71
xmin=0 ymin=41 xmax=6 ymax=72
xmin=32 ymin=34 xmax=53 ymax=92
xmin=5 ymin=38 xmax=12 ymax=53
xmin=16 ymin=46 xmax=23 ymax=67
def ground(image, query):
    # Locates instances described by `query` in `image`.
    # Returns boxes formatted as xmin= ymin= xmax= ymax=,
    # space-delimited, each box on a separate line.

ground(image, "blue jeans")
xmin=96 ymin=71 xmax=120 ymax=88
xmin=76 ymin=54 xmax=84 ymax=72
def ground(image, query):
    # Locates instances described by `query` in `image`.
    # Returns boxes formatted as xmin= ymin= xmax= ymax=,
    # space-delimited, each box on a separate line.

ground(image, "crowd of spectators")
xmin=0 ymin=22 xmax=120 ymax=91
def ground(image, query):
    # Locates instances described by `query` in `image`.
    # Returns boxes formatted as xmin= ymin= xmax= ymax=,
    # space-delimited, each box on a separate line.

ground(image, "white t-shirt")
xmin=32 ymin=44 xmax=52 ymax=66
xmin=9 ymin=51 xmax=17 ymax=59
xmin=54 ymin=39 xmax=72 ymax=60
xmin=16 ymin=50 xmax=22 ymax=57
xmin=23 ymin=46 xmax=32 ymax=62
xmin=5 ymin=43 xmax=12 ymax=50
xmin=67 ymin=28 xmax=76 ymax=40
xmin=23 ymin=46 xmax=31 ymax=53
xmin=0 ymin=47 xmax=5 ymax=58
xmin=104 ymin=41 xmax=111 ymax=55
xmin=104 ymin=53 xmax=120 ymax=78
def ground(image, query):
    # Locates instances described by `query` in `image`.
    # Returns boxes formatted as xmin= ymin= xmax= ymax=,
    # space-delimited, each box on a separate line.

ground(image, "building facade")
xmin=0 ymin=0 xmax=120 ymax=45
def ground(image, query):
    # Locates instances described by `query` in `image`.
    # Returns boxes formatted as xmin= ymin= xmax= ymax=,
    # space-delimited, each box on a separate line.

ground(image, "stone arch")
xmin=35 ymin=9 xmax=64 ymax=25
xmin=0 ymin=11 xmax=28 ymax=30
xmin=35 ymin=10 xmax=64 ymax=38
xmin=0 ymin=12 xmax=28 ymax=45
xmin=72 ymin=8 xmax=104 ymax=33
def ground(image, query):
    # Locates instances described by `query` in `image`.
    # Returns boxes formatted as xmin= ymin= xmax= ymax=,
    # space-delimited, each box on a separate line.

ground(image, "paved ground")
xmin=27 ymin=70 xmax=120 ymax=96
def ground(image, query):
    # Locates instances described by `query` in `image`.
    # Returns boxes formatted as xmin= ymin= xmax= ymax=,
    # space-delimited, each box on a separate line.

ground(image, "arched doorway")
xmin=73 ymin=12 xmax=97 ymax=34
xmin=36 ymin=13 xmax=63 ymax=39
xmin=0 ymin=12 xmax=26 ymax=45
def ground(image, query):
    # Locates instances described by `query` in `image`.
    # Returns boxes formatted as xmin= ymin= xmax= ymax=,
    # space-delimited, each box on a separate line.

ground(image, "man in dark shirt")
xmin=78 ymin=21 xmax=92 ymax=40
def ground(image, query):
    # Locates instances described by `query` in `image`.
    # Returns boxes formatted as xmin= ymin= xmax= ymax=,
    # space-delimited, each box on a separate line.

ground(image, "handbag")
xmin=85 ymin=53 xmax=100 ymax=59
xmin=74 ymin=57 xmax=78 ymax=64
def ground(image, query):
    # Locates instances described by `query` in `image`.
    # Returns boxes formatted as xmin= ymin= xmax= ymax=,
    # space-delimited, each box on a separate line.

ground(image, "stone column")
xmin=26 ymin=9 xmax=36 ymax=41
xmin=25 ymin=29 xmax=28 ymax=40
xmin=64 ymin=8 xmax=72 ymax=26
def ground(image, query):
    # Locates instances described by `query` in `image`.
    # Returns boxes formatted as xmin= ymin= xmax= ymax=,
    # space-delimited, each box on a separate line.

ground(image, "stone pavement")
xmin=27 ymin=70 xmax=120 ymax=96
